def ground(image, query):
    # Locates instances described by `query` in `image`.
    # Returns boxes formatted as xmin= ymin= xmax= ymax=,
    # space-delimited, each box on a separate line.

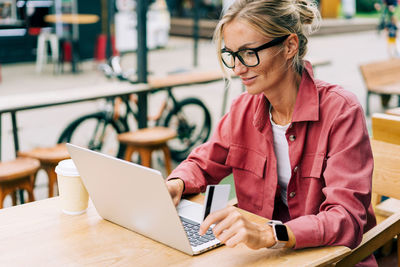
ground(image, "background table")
xmin=44 ymin=14 xmax=100 ymax=25
xmin=0 ymin=195 xmax=351 ymax=266
xmin=44 ymin=14 xmax=100 ymax=73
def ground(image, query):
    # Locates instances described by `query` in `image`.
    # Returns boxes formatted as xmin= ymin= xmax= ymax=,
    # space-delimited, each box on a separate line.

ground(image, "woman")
xmin=166 ymin=0 xmax=377 ymax=265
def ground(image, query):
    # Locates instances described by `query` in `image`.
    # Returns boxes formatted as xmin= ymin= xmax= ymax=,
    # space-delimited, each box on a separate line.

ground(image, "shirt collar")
xmin=291 ymin=61 xmax=319 ymax=123
xmin=253 ymin=60 xmax=319 ymax=131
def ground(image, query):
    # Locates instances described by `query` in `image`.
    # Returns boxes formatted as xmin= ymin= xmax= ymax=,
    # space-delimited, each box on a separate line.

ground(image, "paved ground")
xmin=1 ymin=30 xmax=398 ymax=203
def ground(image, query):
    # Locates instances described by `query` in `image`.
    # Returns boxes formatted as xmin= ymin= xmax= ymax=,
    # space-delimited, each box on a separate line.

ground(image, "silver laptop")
xmin=66 ymin=143 xmax=222 ymax=255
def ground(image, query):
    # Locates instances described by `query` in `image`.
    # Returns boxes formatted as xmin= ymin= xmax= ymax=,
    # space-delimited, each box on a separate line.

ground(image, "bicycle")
xmin=57 ymin=62 xmax=212 ymax=162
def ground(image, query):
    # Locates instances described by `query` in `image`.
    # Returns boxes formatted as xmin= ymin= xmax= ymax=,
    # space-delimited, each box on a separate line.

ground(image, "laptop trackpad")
xmin=177 ymin=199 xmax=203 ymax=223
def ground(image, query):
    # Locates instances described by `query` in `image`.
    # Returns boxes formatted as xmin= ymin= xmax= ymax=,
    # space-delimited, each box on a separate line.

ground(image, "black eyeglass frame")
xmin=221 ymin=34 xmax=290 ymax=68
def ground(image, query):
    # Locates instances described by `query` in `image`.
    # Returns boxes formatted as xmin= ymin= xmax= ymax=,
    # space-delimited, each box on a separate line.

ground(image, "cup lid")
xmin=55 ymin=159 xmax=80 ymax=177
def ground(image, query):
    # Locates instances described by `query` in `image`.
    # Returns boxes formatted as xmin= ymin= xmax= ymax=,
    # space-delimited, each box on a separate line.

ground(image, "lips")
xmin=241 ymin=76 xmax=256 ymax=86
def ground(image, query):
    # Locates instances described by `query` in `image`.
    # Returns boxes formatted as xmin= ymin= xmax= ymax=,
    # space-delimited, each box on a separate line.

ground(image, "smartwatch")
xmin=267 ymin=220 xmax=289 ymax=249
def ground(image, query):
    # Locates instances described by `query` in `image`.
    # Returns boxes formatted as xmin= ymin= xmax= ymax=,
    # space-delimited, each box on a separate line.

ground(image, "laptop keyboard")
xmin=180 ymin=217 xmax=217 ymax=247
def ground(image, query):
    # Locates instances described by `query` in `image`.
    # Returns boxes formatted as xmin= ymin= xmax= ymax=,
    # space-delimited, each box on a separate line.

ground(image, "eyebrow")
xmin=223 ymin=41 xmax=259 ymax=51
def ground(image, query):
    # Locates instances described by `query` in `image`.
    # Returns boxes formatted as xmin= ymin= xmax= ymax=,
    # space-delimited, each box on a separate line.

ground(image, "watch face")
xmin=275 ymin=224 xmax=289 ymax=241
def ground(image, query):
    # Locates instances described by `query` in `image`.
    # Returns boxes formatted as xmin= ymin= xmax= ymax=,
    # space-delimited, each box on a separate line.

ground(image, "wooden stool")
xmin=118 ymin=127 xmax=176 ymax=174
xmin=0 ymin=158 xmax=40 ymax=209
xmin=18 ymin=143 xmax=70 ymax=198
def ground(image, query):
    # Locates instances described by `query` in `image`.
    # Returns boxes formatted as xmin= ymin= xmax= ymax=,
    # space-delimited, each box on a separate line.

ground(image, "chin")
xmin=245 ymin=85 xmax=264 ymax=95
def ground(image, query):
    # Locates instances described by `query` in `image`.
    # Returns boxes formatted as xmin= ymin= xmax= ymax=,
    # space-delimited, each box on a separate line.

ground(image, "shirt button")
xmin=289 ymin=135 xmax=296 ymax=141
xmin=293 ymin=166 xmax=298 ymax=173
xmin=289 ymin=192 xmax=296 ymax=198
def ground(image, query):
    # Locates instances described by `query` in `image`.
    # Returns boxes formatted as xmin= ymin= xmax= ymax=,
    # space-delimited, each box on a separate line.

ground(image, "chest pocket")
xmin=297 ymin=153 xmax=326 ymax=214
xmin=300 ymin=153 xmax=326 ymax=178
xmin=226 ymin=145 xmax=266 ymax=211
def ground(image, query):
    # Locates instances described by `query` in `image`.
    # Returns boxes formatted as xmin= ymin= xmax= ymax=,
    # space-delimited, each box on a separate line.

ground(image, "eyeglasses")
xmin=220 ymin=35 xmax=290 ymax=69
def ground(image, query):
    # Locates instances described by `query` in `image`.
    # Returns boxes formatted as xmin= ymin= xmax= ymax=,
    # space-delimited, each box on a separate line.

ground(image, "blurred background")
xmin=1 ymin=0 xmax=397 ymax=65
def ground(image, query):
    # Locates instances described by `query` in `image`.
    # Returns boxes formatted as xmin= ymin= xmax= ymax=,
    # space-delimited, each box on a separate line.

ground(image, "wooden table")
xmin=148 ymin=70 xmax=227 ymax=89
xmin=44 ymin=14 xmax=99 ymax=73
xmin=44 ymin=14 xmax=99 ymax=25
xmin=0 ymin=195 xmax=351 ymax=266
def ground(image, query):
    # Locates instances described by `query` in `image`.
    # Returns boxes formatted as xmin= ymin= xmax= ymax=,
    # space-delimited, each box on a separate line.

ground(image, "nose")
xmin=232 ymin=58 xmax=248 ymax=75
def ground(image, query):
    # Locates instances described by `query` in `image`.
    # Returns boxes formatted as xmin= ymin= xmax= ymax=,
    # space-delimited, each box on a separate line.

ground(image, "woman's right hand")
xmin=165 ymin=178 xmax=184 ymax=206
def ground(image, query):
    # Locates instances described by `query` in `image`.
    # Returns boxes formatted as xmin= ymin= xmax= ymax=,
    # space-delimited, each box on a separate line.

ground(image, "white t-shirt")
xmin=269 ymin=109 xmax=291 ymax=206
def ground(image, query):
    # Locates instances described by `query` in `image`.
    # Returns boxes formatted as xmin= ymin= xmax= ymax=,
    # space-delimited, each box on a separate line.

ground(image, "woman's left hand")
xmin=199 ymin=206 xmax=276 ymax=249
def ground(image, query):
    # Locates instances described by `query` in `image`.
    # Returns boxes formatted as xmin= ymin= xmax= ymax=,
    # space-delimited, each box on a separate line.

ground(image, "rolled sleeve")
xmin=167 ymin=112 xmax=233 ymax=194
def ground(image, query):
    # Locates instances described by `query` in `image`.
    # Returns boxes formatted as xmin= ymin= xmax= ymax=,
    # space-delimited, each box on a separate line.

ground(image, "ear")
xmin=284 ymin=34 xmax=299 ymax=60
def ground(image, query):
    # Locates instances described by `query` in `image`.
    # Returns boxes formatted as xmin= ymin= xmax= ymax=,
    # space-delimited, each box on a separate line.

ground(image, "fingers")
xmin=215 ymin=218 xmax=270 ymax=249
xmin=199 ymin=206 xmax=235 ymax=235
xmin=212 ymin=209 xmax=242 ymax=237
xmin=214 ymin=221 xmax=245 ymax=247
xmin=165 ymin=181 xmax=175 ymax=196
xmin=171 ymin=195 xmax=180 ymax=206
xmin=211 ymin=210 xmax=249 ymax=247
xmin=199 ymin=207 xmax=274 ymax=249
xmin=202 ymin=209 xmax=250 ymax=248
xmin=165 ymin=179 xmax=183 ymax=206
xmin=199 ymin=206 xmax=247 ymax=246
xmin=223 ymin=228 xmax=248 ymax=248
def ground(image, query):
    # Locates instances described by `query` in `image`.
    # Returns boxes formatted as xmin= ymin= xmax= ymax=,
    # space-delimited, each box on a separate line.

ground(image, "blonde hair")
xmin=214 ymin=0 xmax=321 ymax=75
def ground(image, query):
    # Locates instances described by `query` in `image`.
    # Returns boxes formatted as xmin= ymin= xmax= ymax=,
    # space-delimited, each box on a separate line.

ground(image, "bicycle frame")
xmin=110 ymin=88 xmax=180 ymax=131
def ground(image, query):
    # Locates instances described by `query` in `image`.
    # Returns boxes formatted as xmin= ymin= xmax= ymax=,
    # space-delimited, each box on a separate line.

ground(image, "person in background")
xmin=374 ymin=0 xmax=398 ymax=13
xmin=375 ymin=0 xmax=399 ymax=106
xmin=166 ymin=0 xmax=377 ymax=266
xmin=375 ymin=0 xmax=398 ymax=32
xmin=385 ymin=15 xmax=399 ymax=57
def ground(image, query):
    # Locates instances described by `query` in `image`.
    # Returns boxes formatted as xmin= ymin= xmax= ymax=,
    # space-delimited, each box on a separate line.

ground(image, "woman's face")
xmin=223 ymin=19 xmax=288 ymax=95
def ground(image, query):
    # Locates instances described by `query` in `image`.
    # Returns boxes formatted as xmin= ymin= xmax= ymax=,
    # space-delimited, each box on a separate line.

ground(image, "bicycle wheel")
xmin=163 ymin=98 xmax=212 ymax=162
xmin=58 ymin=112 xmax=126 ymax=157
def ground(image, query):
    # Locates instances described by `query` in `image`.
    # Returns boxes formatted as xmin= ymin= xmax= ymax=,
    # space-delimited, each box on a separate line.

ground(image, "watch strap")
xmin=269 ymin=239 xmax=286 ymax=249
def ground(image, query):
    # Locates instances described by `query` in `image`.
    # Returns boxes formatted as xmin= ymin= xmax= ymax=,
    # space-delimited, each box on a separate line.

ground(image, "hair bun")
xmin=295 ymin=0 xmax=316 ymax=25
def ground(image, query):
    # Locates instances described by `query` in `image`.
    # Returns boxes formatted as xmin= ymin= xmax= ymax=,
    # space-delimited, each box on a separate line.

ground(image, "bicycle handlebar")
xmin=98 ymin=56 xmax=140 ymax=84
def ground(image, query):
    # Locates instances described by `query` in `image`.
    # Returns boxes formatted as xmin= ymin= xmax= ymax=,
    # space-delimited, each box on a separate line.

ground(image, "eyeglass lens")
xmin=221 ymin=50 xmax=258 ymax=68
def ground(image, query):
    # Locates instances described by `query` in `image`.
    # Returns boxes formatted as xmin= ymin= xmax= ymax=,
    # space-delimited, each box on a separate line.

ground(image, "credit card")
xmin=202 ymin=184 xmax=231 ymax=221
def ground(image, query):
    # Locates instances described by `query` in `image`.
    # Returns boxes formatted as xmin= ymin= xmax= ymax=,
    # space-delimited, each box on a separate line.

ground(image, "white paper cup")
xmin=55 ymin=159 xmax=88 ymax=215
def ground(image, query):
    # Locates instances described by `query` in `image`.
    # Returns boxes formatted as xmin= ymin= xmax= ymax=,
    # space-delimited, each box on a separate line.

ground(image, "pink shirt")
xmin=168 ymin=62 xmax=376 ymax=255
